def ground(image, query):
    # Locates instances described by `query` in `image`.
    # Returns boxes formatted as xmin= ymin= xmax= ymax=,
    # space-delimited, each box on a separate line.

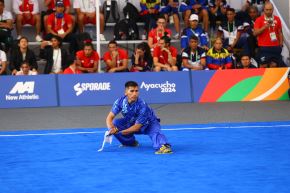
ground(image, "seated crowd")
xmin=0 ymin=0 xmax=286 ymax=75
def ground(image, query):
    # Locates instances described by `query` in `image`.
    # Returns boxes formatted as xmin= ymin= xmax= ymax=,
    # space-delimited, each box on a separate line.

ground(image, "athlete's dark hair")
xmin=125 ymin=81 xmax=138 ymax=88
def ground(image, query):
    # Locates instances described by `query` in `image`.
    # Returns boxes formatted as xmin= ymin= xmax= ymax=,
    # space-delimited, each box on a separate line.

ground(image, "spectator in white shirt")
xmin=40 ymin=35 xmax=69 ymax=74
xmin=0 ymin=48 xmax=7 ymax=75
xmin=15 ymin=61 xmax=38 ymax=75
xmin=13 ymin=0 xmax=42 ymax=42
xmin=73 ymin=0 xmax=105 ymax=40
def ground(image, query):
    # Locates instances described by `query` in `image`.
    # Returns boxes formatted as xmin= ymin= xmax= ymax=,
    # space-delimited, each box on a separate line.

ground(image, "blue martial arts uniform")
xmin=111 ymin=96 xmax=168 ymax=149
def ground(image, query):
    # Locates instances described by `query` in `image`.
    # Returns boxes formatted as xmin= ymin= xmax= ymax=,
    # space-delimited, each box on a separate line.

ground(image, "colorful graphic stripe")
xmin=193 ymin=68 xmax=290 ymax=102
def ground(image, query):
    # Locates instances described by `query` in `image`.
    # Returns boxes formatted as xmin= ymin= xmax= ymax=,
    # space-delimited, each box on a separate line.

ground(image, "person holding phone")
xmin=253 ymin=2 xmax=284 ymax=67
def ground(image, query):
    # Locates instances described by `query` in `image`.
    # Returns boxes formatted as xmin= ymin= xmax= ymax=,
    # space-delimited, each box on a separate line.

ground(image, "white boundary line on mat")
xmin=0 ymin=124 xmax=290 ymax=137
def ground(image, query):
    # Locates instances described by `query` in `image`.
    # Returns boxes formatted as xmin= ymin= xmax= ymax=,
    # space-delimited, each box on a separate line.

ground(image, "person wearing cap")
xmin=180 ymin=0 xmax=209 ymax=32
xmin=43 ymin=0 xmax=71 ymax=33
xmin=45 ymin=1 xmax=76 ymax=54
xmin=13 ymin=0 xmax=42 ymax=42
xmin=153 ymin=35 xmax=178 ymax=72
xmin=73 ymin=0 xmax=106 ymax=41
xmin=45 ymin=0 xmax=71 ymax=14
xmin=180 ymin=14 xmax=208 ymax=50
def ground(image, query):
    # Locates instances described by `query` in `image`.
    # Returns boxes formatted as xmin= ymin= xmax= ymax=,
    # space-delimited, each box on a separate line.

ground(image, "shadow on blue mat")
xmin=1 ymin=121 xmax=290 ymax=193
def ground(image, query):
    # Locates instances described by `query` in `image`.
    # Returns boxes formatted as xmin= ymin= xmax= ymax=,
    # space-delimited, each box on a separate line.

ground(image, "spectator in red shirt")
xmin=63 ymin=55 xmax=82 ymax=74
xmin=148 ymin=15 xmax=172 ymax=50
xmin=43 ymin=0 xmax=71 ymax=33
xmin=253 ymin=2 xmax=284 ymax=67
xmin=13 ymin=0 xmax=42 ymax=41
xmin=45 ymin=1 xmax=76 ymax=54
xmin=103 ymin=40 xmax=129 ymax=73
xmin=153 ymin=35 xmax=178 ymax=72
xmin=76 ymin=42 xmax=99 ymax=73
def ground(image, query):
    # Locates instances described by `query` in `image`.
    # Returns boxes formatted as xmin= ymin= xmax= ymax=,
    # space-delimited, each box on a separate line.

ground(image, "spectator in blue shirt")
xmin=106 ymin=81 xmax=172 ymax=154
xmin=159 ymin=0 xmax=180 ymax=39
xmin=181 ymin=14 xmax=209 ymax=50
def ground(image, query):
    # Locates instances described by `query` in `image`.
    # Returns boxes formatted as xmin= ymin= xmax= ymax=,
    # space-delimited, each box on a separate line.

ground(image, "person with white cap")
xmin=181 ymin=14 xmax=208 ymax=50
xmin=180 ymin=0 xmax=209 ymax=32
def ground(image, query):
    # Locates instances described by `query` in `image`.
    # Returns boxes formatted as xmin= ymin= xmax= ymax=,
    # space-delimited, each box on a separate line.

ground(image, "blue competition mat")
xmin=1 ymin=121 xmax=290 ymax=193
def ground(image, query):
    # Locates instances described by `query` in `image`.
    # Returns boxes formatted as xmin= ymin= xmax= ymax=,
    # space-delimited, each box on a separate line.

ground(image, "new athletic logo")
xmin=6 ymin=81 xmax=39 ymax=100
xmin=74 ymin=82 xmax=111 ymax=96
xmin=9 ymin=81 xmax=35 ymax=94
xmin=140 ymin=81 xmax=176 ymax=93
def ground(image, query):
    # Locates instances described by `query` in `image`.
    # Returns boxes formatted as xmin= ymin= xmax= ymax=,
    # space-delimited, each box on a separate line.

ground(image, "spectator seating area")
xmin=0 ymin=0 xmax=289 ymax=75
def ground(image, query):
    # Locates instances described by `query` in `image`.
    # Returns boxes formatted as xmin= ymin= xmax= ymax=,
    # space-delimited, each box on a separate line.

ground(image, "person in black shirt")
xmin=130 ymin=42 xmax=153 ymax=72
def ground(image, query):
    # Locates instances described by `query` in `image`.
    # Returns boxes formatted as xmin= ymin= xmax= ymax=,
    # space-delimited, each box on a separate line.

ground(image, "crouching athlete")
xmin=106 ymin=81 xmax=172 ymax=154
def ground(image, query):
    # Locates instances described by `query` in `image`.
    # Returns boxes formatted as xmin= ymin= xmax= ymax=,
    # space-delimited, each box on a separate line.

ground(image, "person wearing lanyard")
xmin=147 ymin=15 xmax=172 ymax=50
xmin=253 ymin=2 xmax=284 ymax=67
xmin=181 ymin=35 xmax=206 ymax=71
xmin=43 ymin=0 xmax=71 ymax=33
xmin=217 ymin=8 xmax=250 ymax=55
xmin=180 ymin=14 xmax=209 ymax=50
xmin=45 ymin=1 xmax=76 ymax=52
xmin=103 ymin=40 xmax=129 ymax=73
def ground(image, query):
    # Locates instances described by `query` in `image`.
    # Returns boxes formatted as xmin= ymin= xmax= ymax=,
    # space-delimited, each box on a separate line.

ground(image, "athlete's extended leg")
xmin=145 ymin=120 xmax=169 ymax=150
